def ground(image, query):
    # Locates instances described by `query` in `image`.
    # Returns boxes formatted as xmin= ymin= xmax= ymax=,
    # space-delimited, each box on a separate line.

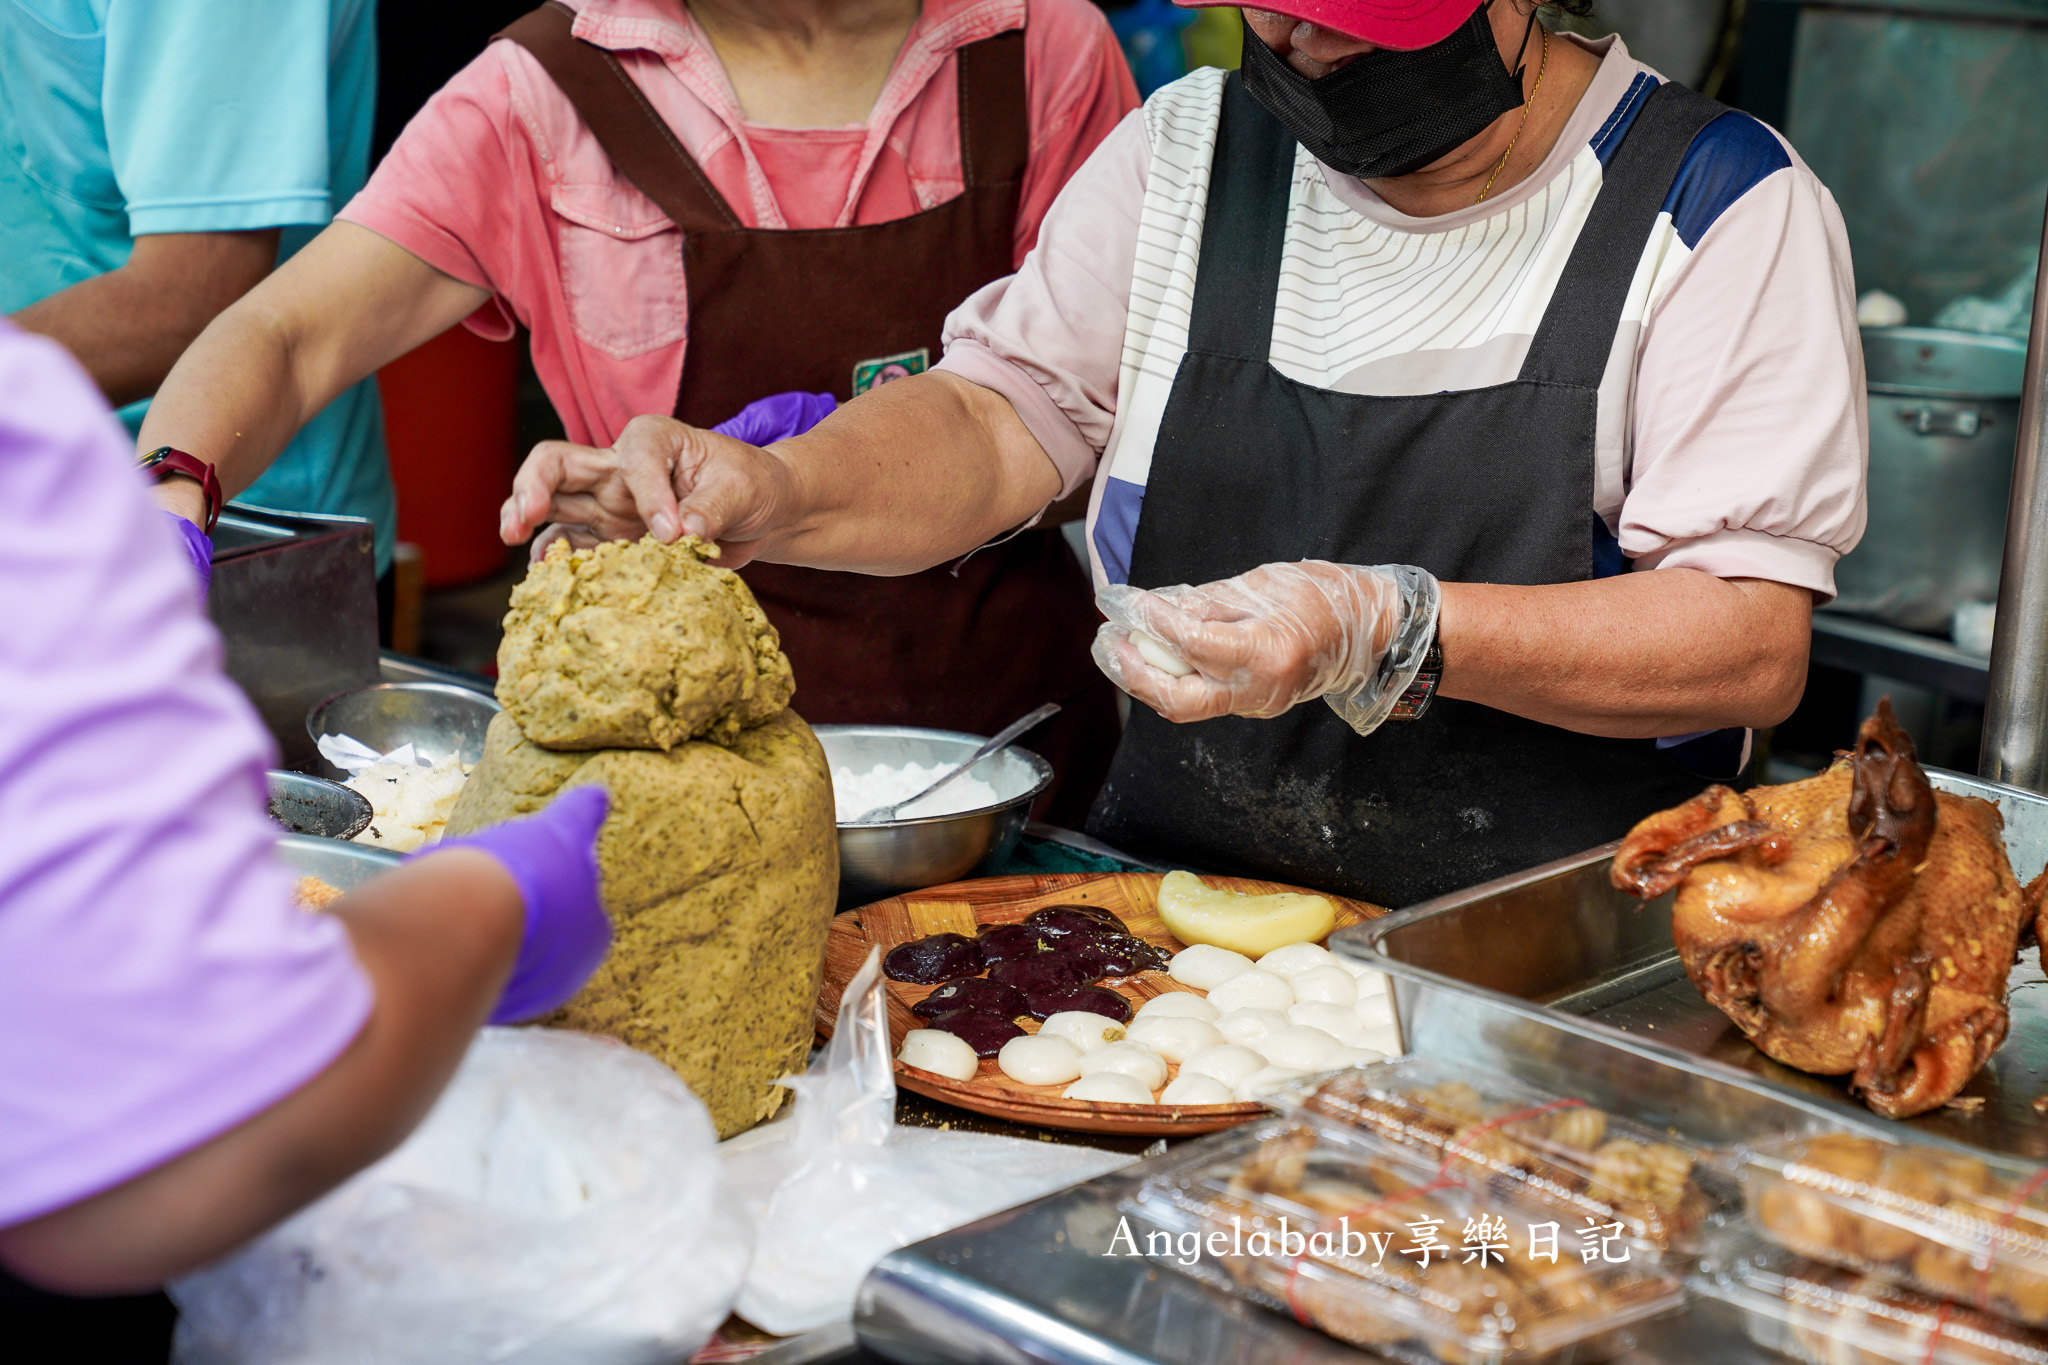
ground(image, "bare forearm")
xmin=0 ymin=851 xmax=521 ymax=1293
xmin=1438 ymin=570 xmax=1812 ymax=736
xmin=760 ymin=372 xmax=1063 ymax=573
xmin=13 ymin=230 xmax=279 ymax=408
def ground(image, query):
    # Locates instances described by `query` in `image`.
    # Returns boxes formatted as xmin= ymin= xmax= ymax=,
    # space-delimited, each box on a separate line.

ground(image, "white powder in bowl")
xmin=832 ymin=761 xmax=1003 ymax=822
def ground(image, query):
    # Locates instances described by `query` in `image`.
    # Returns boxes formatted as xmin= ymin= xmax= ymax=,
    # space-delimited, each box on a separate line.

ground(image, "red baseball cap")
xmin=1178 ymin=0 xmax=1486 ymax=50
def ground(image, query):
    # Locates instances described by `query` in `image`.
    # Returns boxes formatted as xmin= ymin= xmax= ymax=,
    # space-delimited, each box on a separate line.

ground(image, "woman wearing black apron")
xmin=500 ymin=0 xmax=1863 ymax=905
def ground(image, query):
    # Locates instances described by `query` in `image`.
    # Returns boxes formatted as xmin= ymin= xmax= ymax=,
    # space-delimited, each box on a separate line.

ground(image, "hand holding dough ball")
xmin=1159 ymin=1073 xmax=1235 ymax=1105
xmin=1078 ymin=1041 xmax=1169 ymax=1092
xmin=1206 ymin=968 xmax=1294 ymax=1014
xmin=1257 ymin=1025 xmax=1344 ymax=1071
xmin=1216 ymin=1007 xmax=1291 ymax=1049
xmin=1288 ymin=964 xmax=1357 ymax=1008
xmin=1064 ymin=1072 xmax=1157 ymax=1104
xmin=1288 ymin=1001 xmax=1366 ymax=1046
xmin=1156 ymin=870 xmax=1336 ymax=958
xmin=897 ymin=1028 xmax=979 ymax=1082
xmin=1168 ymin=944 xmax=1254 ymax=991
xmin=1123 ymin=1016 xmax=1226 ymax=1064
xmin=1258 ymin=942 xmax=1338 ymax=979
xmin=1234 ymin=1066 xmax=1307 ymax=1103
xmin=1039 ymin=1011 xmax=1126 ymax=1053
xmin=1181 ymin=1043 xmax=1268 ymax=1088
xmin=1132 ymin=630 xmax=1195 ymax=677
xmin=997 ymin=1034 xmax=1085 ymax=1086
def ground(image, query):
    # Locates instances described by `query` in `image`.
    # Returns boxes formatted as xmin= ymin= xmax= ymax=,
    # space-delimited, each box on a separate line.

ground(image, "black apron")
xmin=1087 ymin=75 xmax=1726 ymax=907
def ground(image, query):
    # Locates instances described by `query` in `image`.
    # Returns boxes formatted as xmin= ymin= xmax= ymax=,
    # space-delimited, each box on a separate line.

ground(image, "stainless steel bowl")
xmin=265 ymin=769 xmax=374 ymax=840
xmin=305 ymin=681 xmax=500 ymax=781
xmin=815 ymin=724 xmax=1054 ymax=907
xmin=274 ymin=832 xmax=402 ymax=891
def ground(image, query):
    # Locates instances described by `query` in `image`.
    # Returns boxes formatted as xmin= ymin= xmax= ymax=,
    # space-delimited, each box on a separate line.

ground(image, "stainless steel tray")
xmin=1332 ymin=768 xmax=2048 ymax=1166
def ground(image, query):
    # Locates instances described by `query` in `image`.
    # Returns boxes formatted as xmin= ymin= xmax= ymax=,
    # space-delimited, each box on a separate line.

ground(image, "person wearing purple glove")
xmin=0 ymin=318 xmax=610 ymax=1303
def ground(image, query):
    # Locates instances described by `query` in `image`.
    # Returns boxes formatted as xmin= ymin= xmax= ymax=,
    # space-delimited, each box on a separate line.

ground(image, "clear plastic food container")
xmin=1119 ymin=1118 xmax=1685 ymax=1365
xmin=1737 ymin=1133 xmax=2048 ymax=1328
xmin=1275 ymin=1058 xmax=1728 ymax=1252
xmin=1697 ymin=1243 xmax=2048 ymax=1365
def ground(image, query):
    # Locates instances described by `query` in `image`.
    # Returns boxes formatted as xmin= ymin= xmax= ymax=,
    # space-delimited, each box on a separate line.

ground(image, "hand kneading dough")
xmin=449 ymin=539 xmax=835 ymax=1140
xmin=496 ymin=537 xmax=794 ymax=751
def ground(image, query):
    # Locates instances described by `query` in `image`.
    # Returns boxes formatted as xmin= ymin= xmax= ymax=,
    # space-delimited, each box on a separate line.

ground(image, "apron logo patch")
xmin=851 ymin=348 xmax=929 ymax=395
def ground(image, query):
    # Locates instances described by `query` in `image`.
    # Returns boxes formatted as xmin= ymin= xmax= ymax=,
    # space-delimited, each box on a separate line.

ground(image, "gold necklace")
xmin=1475 ymin=26 xmax=1550 ymax=205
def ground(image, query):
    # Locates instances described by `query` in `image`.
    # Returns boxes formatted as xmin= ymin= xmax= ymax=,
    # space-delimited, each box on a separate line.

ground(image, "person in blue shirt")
xmin=0 ymin=0 xmax=397 ymax=580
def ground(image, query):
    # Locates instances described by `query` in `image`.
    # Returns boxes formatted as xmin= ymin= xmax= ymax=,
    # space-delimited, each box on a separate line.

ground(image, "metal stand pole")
xmin=1980 ymin=199 xmax=2048 ymax=789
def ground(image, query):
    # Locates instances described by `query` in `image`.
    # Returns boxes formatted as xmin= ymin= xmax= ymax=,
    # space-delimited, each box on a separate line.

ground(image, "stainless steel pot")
xmin=1829 ymin=326 xmax=2027 ymax=632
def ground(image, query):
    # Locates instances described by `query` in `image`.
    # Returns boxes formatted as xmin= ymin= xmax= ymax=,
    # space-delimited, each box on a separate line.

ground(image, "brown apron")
xmin=499 ymin=2 xmax=1118 ymax=824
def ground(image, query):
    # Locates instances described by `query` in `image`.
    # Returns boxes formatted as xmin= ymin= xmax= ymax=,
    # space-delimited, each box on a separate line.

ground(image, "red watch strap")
xmin=139 ymin=447 xmax=222 ymax=534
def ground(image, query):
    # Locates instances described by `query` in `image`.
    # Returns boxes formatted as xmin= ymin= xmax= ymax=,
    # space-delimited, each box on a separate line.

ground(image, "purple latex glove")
xmin=710 ymin=390 xmax=837 ymax=446
xmin=435 ymin=784 xmax=612 ymax=1024
xmin=162 ymin=509 xmax=212 ymax=598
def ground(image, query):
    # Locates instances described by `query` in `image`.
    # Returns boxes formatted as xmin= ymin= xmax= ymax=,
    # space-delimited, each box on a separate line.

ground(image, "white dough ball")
xmin=1181 ymin=1043 xmax=1268 ymax=1087
xmin=1132 ymin=630 xmax=1195 ymax=677
xmin=1039 ymin=1011 xmax=1127 ymax=1053
xmin=1256 ymin=1025 xmax=1343 ymax=1071
xmin=1064 ymin=1072 xmax=1157 ymax=1104
xmin=1215 ymin=1007 xmax=1291 ymax=1049
xmin=1288 ymin=964 xmax=1358 ymax=1007
xmin=997 ymin=1033 xmax=1085 ymax=1086
xmin=1234 ymin=1066 xmax=1307 ymax=1103
xmin=1288 ymin=1001 xmax=1366 ymax=1045
xmin=1349 ymin=965 xmax=1391 ymax=997
xmin=896 ymin=1028 xmax=979 ymax=1082
xmin=1355 ymin=994 xmax=1397 ymax=1031
xmin=1357 ymin=1023 xmax=1404 ymax=1058
xmin=1134 ymin=991 xmax=1221 ymax=1023
xmin=1078 ymin=1041 xmax=1169 ymax=1091
xmin=1168 ymin=943 xmax=1255 ymax=990
xmin=1257 ymin=942 xmax=1337 ymax=979
xmin=1123 ymin=1016 xmax=1226 ymax=1064
xmin=1159 ymin=1073 xmax=1236 ymax=1105
xmin=1320 ymin=1045 xmax=1387 ymax=1071
xmin=1206 ymin=968 xmax=1294 ymax=1014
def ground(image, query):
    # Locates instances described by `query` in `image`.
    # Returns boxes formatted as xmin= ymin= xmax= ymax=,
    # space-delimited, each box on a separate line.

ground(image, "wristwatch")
xmin=138 ymin=446 xmax=222 ymax=533
xmin=1388 ymin=628 xmax=1444 ymax=722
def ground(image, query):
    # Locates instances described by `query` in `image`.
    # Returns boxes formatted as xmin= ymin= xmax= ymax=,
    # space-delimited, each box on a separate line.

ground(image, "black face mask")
xmin=1238 ymin=3 xmax=1535 ymax=181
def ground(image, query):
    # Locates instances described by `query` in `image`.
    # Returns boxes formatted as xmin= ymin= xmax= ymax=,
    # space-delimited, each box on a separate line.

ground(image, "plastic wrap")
xmin=1738 ymin=1133 xmax=2048 ymax=1328
xmin=1119 ymin=1117 xmax=1683 ymax=1365
xmin=1698 ymin=1242 xmax=2048 ymax=1365
xmin=1278 ymin=1058 xmax=1727 ymax=1252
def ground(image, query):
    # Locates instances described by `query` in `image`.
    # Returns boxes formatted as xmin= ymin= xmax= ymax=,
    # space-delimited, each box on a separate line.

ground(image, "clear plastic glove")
xmin=432 ymin=784 xmax=612 ymax=1024
xmin=1093 ymin=561 xmax=1440 ymax=737
xmin=162 ymin=509 xmax=212 ymax=598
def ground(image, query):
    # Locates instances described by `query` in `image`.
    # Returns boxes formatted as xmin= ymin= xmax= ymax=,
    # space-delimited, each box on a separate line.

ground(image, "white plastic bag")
xmin=722 ymin=948 xmax=1134 ymax=1335
xmin=170 ymin=1028 xmax=750 ymax=1365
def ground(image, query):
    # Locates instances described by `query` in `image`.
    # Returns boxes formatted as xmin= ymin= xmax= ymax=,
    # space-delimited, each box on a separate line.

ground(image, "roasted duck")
xmin=1611 ymin=701 xmax=2024 ymax=1119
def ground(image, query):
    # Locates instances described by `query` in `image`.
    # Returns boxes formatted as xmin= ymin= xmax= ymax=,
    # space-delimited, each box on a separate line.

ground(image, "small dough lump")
xmin=1181 ymin=1043 xmax=1268 ymax=1087
xmin=1159 ymin=1073 xmax=1235 ymax=1105
xmin=1078 ymin=1041 xmax=1169 ymax=1091
xmin=1039 ymin=1011 xmax=1126 ymax=1053
xmin=1322 ymin=1045 xmax=1387 ymax=1071
xmin=1134 ymin=992 xmax=1222 ymax=1023
xmin=1234 ymin=1065 xmax=1307 ymax=1103
xmin=1206 ymin=968 xmax=1295 ymax=1014
xmin=997 ymin=1034 xmax=1085 ymax=1086
xmin=897 ymin=1028 xmax=979 ymax=1082
xmin=1168 ymin=944 xmax=1254 ymax=991
xmin=1257 ymin=942 xmax=1338 ymax=978
xmin=1064 ymin=1073 xmax=1156 ymax=1104
xmin=1288 ymin=1001 xmax=1365 ymax=1045
xmin=1257 ymin=1025 xmax=1342 ymax=1071
xmin=1215 ymin=1007 xmax=1291 ymax=1049
xmin=1289 ymin=965 xmax=1358 ymax=1007
xmin=1123 ymin=1016 xmax=1226 ymax=1064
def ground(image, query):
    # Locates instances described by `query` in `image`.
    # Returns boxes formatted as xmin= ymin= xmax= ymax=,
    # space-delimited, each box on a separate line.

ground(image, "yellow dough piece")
xmin=1155 ymin=870 xmax=1336 ymax=958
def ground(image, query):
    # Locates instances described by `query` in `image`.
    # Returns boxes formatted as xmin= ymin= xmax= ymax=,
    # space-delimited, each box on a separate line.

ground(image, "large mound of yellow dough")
xmin=496 ymin=536 xmax=794 ymax=751
xmin=447 ymin=708 xmax=837 ymax=1137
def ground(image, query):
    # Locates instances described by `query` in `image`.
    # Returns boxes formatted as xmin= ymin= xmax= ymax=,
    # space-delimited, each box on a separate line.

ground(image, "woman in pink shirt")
xmin=142 ymin=0 xmax=1138 ymax=823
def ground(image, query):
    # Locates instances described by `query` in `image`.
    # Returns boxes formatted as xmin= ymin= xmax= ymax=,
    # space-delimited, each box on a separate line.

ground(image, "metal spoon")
xmin=850 ymin=702 xmax=1063 ymax=824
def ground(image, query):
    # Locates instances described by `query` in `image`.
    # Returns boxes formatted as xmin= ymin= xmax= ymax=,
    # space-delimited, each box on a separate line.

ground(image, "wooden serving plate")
xmin=815 ymin=872 xmax=1384 ymax=1136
